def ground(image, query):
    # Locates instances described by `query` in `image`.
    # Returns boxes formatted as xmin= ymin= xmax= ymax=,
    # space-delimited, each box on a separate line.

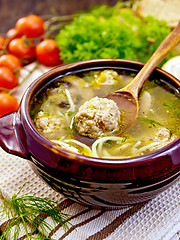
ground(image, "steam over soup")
xmin=30 ymin=69 xmax=180 ymax=159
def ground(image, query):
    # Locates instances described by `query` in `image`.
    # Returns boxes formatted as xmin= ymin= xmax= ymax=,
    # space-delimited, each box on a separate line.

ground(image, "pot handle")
xmin=0 ymin=112 xmax=29 ymax=159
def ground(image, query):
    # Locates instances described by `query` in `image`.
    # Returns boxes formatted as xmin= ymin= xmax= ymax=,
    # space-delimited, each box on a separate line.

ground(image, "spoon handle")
xmin=121 ymin=22 xmax=180 ymax=99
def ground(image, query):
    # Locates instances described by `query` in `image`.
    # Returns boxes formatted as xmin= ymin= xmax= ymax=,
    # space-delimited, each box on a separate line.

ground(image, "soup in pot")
xmin=30 ymin=69 xmax=180 ymax=159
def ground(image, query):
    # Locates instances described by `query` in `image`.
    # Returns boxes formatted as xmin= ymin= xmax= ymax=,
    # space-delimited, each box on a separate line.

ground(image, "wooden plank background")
xmin=0 ymin=0 xmax=119 ymax=34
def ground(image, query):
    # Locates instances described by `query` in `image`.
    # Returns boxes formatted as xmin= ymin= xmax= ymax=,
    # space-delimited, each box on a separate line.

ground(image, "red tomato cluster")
xmin=0 ymin=14 xmax=63 ymax=117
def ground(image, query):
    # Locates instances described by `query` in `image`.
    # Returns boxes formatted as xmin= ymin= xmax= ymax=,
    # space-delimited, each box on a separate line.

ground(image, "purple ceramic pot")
xmin=0 ymin=59 xmax=180 ymax=208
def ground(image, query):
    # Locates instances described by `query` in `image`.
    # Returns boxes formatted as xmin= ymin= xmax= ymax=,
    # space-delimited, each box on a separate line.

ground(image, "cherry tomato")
xmin=0 ymin=92 xmax=19 ymax=117
xmin=0 ymin=67 xmax=18 ymax=90
xmin=8 ymin=38 xmax=36 ymax=64
xmin=16 ymin=15 xmax=45 ymax=38
xmin=36 ymin=39 xmax=63 ymax=66
xmin=6 ymin=28 xmax=20 ymax=39
xmin=0 ymin=36 xmax=6 ymax=51
xmin=0 ymin=54 xmax=22 ymax=72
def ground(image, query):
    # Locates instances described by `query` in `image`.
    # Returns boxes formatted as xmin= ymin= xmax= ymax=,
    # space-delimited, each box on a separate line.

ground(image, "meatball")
xmin=35 ymin=111 xmax=63 ymax=134
xmin=153 ymin=127 xmax=177 ymax=149
xmin=154 ymin=127 xmax=171 ymax=142
xmin=75 ymin=97 xmax=121 ymax=138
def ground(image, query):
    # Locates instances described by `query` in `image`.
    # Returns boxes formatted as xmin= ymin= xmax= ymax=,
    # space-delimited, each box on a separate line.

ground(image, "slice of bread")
xmin=136 ymin=0 xmax=180 ymax=28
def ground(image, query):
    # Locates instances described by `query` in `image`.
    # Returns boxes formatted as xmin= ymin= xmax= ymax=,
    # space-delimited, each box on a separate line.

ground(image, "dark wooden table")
xmin=0 ymin=0 xmax=118 ymax=34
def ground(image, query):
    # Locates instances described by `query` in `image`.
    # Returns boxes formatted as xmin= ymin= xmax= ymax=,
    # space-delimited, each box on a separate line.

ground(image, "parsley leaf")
xmin=55 ymin=3 xmax=177 ymax=65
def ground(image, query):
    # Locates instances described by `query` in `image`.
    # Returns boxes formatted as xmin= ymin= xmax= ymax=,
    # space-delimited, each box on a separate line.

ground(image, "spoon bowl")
xmin=106 ymin=22 xmax=180 ymax=132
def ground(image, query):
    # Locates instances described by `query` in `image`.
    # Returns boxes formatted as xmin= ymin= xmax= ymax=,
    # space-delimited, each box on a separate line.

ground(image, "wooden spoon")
xmin=106 ymin=22 xmax=180 ymax=132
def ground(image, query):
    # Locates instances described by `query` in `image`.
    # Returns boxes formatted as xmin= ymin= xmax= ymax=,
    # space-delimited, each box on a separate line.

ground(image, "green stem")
xmin=44 ymin=14 xmax=79 ymax=38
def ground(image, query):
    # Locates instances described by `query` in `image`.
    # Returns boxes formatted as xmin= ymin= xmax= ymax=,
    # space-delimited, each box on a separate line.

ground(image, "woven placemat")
xmin=0 ymin=148 xmax=179 ymax=240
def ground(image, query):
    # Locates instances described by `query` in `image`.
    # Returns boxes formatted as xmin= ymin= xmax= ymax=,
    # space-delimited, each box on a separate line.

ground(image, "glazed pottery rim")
xmin=22 ymin=58 xmax=180 ymax=166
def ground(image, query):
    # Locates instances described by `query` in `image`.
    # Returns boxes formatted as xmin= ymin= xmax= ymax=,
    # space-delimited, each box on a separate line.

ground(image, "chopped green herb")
xmin=103 ymin=137 xmax=127 ymax=147
xmin=164 ymin=102 xmax=177 ymax=109
xmin=138 ymin=117 xmax=163 ymax=127
xmin=103 ymin=140 xmax=114 ymax=147
xmin=57 ymin=84 xmax=64 ymax=91
xmin=67 ymin=110 xmax=75 ymax=116
xmin=121 ymin=137 xmax=127 ymax=143
xmin=71 ymin=120 xmax=76 ymax=134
